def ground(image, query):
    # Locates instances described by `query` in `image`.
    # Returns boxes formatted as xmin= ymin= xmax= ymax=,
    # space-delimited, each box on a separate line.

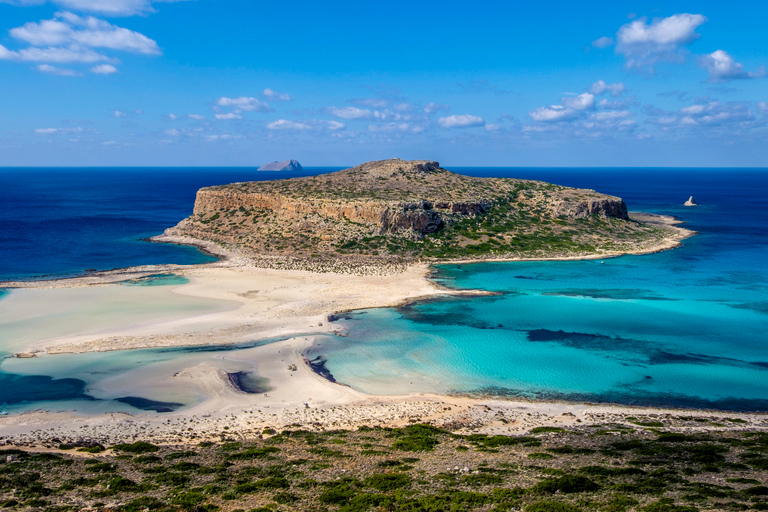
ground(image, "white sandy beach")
xmin=2 ymin=218 xmax=762 ymax=447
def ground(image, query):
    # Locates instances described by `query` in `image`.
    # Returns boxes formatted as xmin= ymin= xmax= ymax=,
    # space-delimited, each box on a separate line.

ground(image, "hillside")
xmin=160 ymin=159 xmax=689 ymax=270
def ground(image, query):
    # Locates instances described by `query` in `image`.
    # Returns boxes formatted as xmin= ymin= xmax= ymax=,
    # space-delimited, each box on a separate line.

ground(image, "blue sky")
xmin=1 ymin=0 xmax=767 ymax=167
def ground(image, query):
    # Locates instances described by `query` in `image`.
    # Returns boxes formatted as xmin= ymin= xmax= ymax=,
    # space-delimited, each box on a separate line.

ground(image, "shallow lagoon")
xmin=308 ymin=170 xmax=768 ymax=411
xmin=1 ymin=168 xmax=767 ymax=413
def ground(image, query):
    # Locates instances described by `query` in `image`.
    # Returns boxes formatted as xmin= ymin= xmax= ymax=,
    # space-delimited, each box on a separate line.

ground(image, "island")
xmin=257 ymin=159 xmax=303 ymax=171
xmin=157 ymin=159 xmax=692 ymax=272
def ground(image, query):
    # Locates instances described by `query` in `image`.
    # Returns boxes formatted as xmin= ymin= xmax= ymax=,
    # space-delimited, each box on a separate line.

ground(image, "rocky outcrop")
xmin=553 ymin=197 xmax=629 ymax=220
xmin=258 ymin=159 xmax=303 ymax=171
xmin=684 ymin=196 xmax=698 ymax=206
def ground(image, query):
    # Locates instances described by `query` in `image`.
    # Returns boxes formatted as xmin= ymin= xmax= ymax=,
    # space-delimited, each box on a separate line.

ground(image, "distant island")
xmin=158 ymin=159 xmax=692 ymax=271
xmin=257 ymin=159 xmax=303 ymax=171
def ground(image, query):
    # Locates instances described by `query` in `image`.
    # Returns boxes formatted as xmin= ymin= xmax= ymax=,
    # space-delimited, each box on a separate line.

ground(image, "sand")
xmin=3 ymin=219 xmax=763 ymax=446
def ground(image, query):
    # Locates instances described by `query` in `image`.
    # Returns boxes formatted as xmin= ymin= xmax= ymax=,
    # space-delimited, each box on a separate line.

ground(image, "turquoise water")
xmin=1 ymin=168 xmax=767 ymax=413
xmin=121 ymin=274 xmax=190 ymax=287
xmin=308 ymin=169 xmax=768 ymax=412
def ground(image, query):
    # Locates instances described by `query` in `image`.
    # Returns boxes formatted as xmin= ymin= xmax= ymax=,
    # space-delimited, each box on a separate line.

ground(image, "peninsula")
xmin=157 ymin=159 xmax=691 ymax=272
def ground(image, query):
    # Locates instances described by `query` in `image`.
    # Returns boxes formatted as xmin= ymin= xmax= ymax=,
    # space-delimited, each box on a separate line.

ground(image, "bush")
xmin=319 ymin=482 xmax=358 ymax=505
xmin=530 ymin=427 xmax=565 ymax=434
xmin=112 ymin=441 xmax=160 ymax=454
xmin=392 ymin=424 xmax=445 ymax=452
xmin=339 ymin=493 xmax=392 ymax=512
xmin=171 ymin=491 xmax=208 ymax=511
xmin=534 ymin=475 xmax=599 ymax=494
xmin=363 ymin=473 xmax=411 ymax=491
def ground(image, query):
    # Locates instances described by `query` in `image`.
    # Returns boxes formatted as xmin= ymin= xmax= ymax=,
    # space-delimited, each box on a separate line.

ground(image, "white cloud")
xmin=164 ymin=128 xmax=179 ymax=136
xmin=10 ymin=12 xmax=161 ymax=54
xmin=589 ymin=80 xmax=626 ymax=96
xmin=112 ymin=110 xmax=126 ymax=117
xmin=529 ymin=105 xmax=578 ymax=122
xmin=562 ymin=93 xmax=595 ymax=111
xmin=616 ymin=13 xmax=707 ymax=70
xmin=423 ymin=102 xmax=449 ymax=114
xmin=215 ymin=113 xmax=242 ymax=120
xmin=216 ymin=96 xmax=271 ymax=112
xmin=699 ymin=50 xmax=766 ymax=82
xmin=187 ymin=114 xmax=205 ymax=120
xmin=91 ymin=63 xmax=116 ymax=73
xmin=758 ymin=102 xmax=768 ymax=115
xmin=326 ymin=106 xmax=373 ymax=119
xmin=368 ymin=122 xmax=411 ymax=133
xmin=37 ymin=63 xmax=78 ymax=75
xmin=0 ymin=44 xmax=109 ymax=62
xmin=326 ymin=120 xmax=345 ymax=130
xmin=266 ymin=119 xmax=310 ymax=130
xmin=1 ymin=0 xmax=192 ymax=16
xmin=590 ymin=110 xmax=632 ymax=121
xmin=168 ymin=113 xmax=178 ymax=120
xmin=592 ymin=36 xmax=614 ymax=48
xmin=34 ymin=127 xmax=58 ymax=134
xmin=437 ymin=114 xmax=484 ymax=128
xmin=652 ymin=101 xmax=756 ymax=128
xmin=262 ymin=88 xmax=292 ymax=101
xmin=485 ymin=123 xmax=500 ymax=131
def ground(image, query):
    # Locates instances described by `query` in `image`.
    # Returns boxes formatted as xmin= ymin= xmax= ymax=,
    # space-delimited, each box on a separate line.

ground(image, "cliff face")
xmin=164 ymin=159 xmax=645 ymax=264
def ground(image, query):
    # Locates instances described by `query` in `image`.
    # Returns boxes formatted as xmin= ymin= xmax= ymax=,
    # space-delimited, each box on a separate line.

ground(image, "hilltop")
xmin=159 ymin=159 xmax=691 ymax=271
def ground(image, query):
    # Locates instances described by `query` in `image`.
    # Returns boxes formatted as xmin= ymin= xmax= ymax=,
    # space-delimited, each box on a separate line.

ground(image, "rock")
xmin=684 ymin=196 xmax=698 ymax=206
xmin=257 ymin=159 xmax=303 ymax=171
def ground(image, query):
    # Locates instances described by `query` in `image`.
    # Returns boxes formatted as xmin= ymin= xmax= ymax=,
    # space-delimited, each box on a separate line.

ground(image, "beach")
xmin=2 ymin=216 xmax=767 ymax=447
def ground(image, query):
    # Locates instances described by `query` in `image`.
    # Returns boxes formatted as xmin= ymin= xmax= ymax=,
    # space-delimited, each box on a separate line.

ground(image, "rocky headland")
xmin=157 ymin=159 xmax=692 ymax=271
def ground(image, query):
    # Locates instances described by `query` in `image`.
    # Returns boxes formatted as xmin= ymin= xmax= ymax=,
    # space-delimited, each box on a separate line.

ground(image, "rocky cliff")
xmin=162 ymin=159 xmax=668 ymax=266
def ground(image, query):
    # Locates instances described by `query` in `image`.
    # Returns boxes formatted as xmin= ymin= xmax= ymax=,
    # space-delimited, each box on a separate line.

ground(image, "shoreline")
xmin=0 ymin=211 xmax=733 ymax=444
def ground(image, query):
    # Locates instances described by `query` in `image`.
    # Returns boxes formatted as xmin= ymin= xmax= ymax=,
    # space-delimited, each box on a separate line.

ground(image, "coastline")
xmin=0 ymin=210 xmax=743 ymax=446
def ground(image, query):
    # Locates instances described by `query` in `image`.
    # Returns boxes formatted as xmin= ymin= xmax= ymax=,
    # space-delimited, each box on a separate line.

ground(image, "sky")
xmin=0 ymin=0 xmax=767 ymax=167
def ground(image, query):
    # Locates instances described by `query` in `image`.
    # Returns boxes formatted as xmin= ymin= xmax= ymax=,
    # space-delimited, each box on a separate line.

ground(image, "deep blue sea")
xmin=0 ymin=168 xmax=338 ymax=280
xmin=1 ymin=167 xmax=767 ymax=412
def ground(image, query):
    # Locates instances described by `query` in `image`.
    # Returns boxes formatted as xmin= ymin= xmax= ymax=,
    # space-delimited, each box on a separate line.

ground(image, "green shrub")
xmin=112 ymin=441 xmax=160 ymax=454
xmin=171 ymin=491 xmax=208 ymax=511
xmin=530 ymin=427 xmax=565 ymax=434
xmin=363 ymin=473 xmax=411 ymax=491
xmin=534 ymin=475 xmax=599 ymax=494
xmin=338 ymin=493 xmax=392 ymax=512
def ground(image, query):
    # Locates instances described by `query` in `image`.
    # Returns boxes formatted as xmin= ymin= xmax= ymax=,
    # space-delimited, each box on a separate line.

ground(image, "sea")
xmin=1 ymin=167 xmax=767 ymax=413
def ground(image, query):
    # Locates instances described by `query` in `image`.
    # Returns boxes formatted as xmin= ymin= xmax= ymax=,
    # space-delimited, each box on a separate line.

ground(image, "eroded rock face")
xmin=561 ymin=198 xmax=629 ymax=220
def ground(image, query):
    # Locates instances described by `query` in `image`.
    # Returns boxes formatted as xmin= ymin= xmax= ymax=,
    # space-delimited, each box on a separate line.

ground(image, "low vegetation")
xmin=1 ymin=422 xmax=767 ymax=511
